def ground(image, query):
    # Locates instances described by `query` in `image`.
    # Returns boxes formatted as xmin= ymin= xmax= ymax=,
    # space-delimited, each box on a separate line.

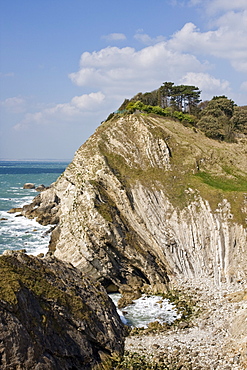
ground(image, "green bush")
xmin=125 ymin=101 xmax=196 ymax=124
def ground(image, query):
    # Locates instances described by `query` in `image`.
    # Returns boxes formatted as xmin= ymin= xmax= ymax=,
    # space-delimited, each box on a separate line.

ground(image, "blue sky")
xmin=0 ymin=0 xmax=247 ymax=160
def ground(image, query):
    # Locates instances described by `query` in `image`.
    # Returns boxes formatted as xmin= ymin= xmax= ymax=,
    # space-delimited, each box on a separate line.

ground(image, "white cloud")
xmin=69 ymin=44 xmax=206 ymax=95
xmin=240 ymin=81 xmax=247 ymax=91
xmin=14 ymin=92 xmax=105 ymax=130
xmin=0 ymin=96 xmax=26 ymax=113
xmin=71 ymin=92 xmax=105 ymax=109
xmin=102 ymin=33 xmax=126 ymax=41
xmin=0 ymin=72 xmax=14 ymax=78
xmin=188 ymin=0 xmax=202 ymax=6
xmin=184 ymin=0 xmax=247 ymax=13
xmin=168 ymin=8 xmax=247 ymax=73
xmin=205 ymin=0 xmax=247 ymax=14
xmin=68 ymin=1 xmax=246 ymax=100
xmin=134 ymin=31 xmax=166 ymax=45
xmin=47 ymin=92 xmax=105 ymax=116
xmin=180 ymin=72 xmax=230 ymax=100
xmin=13 ymin=112 xmax=42 ymax=130
xmin=11 ymin=0 xmax=247 ymax=136
xmin=169 ymin=0 xmax=187 ymax=7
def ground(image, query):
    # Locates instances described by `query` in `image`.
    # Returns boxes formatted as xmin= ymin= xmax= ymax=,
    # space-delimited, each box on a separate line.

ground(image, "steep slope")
xmin=0 ymin=251 xmax=124 ymax=369
xmin=23 ymin=113 xmax=247 ymax=292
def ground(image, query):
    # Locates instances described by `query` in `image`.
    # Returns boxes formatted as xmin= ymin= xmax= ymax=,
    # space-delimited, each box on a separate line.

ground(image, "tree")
xmin=231 ymin=106 xmax=247 ymax=134
xmin=197 ymin=96 xmax=236 ymax=141
xmin=210 ymin=96 xmax=235 ymax=118
xmin=197 ymin=116 xmax=225 ymax=140
xmin=158 ymin=82 xmax=174 ymax=108
xmin=183 ymin=85 xmax=201 ymax=114
xmin=158 ymin=83 xmax=201 ymax=113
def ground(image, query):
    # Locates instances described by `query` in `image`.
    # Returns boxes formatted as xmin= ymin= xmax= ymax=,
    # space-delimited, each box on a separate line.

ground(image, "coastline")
xmin=124 ymin=278 xmax=247 ymax=369
xmin=0 ymin=161 xmax=68 ymax=255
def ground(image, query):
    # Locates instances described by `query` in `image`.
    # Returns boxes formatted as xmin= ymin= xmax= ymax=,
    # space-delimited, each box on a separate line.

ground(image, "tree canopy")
xmin=116 ymin=83 xmax=246 ymax=143
xmin=159 ymin=82 xmax=201 ymax=113
xmin=197 ymin=96 xmax=247 ymax=142
xmin=120 ymin=82 xmax=201 ymax=114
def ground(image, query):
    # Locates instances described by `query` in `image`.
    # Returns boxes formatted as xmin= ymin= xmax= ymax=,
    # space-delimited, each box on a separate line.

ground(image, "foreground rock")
xmin=0 ymin=251 xmax=124 ymax=370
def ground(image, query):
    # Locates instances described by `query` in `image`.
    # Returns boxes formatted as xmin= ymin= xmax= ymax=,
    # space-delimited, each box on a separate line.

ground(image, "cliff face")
xmin=23 ymin=114 xmax=247 ymax=291
xmin=0 ymin=251 xmax=124 ymax=370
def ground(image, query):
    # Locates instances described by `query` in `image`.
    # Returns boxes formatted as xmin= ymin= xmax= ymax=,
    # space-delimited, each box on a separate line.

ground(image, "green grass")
xmin=97 ymin=115 xmax=247 ymax=225
xmin=194 ymin=171 xmax=247 ymax=192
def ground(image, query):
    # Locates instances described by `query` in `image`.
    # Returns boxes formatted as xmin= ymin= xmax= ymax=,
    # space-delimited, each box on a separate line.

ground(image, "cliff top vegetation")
xmin=108 ymin=82 xmax=247 ymax=143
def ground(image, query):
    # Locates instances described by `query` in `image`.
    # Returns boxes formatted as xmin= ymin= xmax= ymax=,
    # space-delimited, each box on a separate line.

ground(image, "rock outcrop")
xmin=20 ymin=112 xmax=247 ymax=367
xmin=23 ymin=183 xmax=35 ymax=189
xmin=35 ymin=184 xmax=47 ymax=192
xmin=23 ymin=114 xmax=247 ymax=292
xmin=22 ymin=187 xmax=60 ymax=225
xmin=7 ymin=207 xmax=23 ymax=214
xmin=0 ymin=251 xmax=124 ymax=370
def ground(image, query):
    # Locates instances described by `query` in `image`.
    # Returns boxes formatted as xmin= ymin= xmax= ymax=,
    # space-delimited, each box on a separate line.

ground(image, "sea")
xmin=0 ymin=160 xmax=180 ymax=327
xmin=0 ymin=161 xmax=69 ymax=256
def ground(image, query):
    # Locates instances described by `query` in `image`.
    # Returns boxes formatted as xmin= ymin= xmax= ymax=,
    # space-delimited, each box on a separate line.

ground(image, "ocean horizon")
xmin=0 ymin=160 xmax=69 ymax=256
xmin=0 ymin=158 xmax=72 ymax=162
xmin=0 ymin=160 xmax=181 ymax=328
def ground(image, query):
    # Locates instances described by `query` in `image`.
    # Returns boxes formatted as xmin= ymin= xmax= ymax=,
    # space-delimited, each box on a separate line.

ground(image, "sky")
xmin=0 ymin=0 xmax=247 ymax=161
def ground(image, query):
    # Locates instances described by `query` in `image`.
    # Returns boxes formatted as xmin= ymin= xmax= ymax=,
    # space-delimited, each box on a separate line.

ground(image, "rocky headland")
xmin=4 ymin=111 xmax=247 ymax=368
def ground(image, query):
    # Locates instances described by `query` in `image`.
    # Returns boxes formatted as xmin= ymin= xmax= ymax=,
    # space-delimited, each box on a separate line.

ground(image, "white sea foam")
xmin=0 ymin=210 xmax=50 ymax=256
xmin=0 ymin=160 xmax=68 ymax=256
xmin=110 ymin=293 xmax=181 ymax=328
xmin=0 ymin=195 xmax=35 ymax=208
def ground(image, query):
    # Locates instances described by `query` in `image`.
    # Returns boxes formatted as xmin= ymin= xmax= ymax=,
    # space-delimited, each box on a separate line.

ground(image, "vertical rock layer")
xmin=23 ymin=114 xmax=247 ymax=292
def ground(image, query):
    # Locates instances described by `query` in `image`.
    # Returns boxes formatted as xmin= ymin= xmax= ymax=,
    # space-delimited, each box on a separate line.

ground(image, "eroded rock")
xmin=23 ymin=183 xmax=35 ymax=189
xmin=7 ymin=207 xmax=23 ymax=214
xmin=0 ymin=251 xmax=124 ymax=370
xmin=19 ymin=113 xmax=247 ymax=368
xmin=22 ymin=115 xmax=247 ymax=292
xmin=22 ymin=187 xmax=60 ymax=225
xmin=35 ymin=184 xmax=46 ymax=192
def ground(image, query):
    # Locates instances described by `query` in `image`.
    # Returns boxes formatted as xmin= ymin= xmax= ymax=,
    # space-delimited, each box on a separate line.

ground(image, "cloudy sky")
xmin=0 ymin=0 xmax=247 ymax=160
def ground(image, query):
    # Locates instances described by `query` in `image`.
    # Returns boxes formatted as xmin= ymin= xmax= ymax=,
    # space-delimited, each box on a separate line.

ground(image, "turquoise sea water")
xmin=0 ymin=161 xmax=69 ymax=255
xmin=0 ymin=161 xmax=181 ymax=327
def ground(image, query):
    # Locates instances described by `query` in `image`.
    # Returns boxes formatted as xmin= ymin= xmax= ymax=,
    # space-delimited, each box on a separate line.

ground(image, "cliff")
xmin=0 ymin=251 xmax=124 ymax=369
xmin=23 ymin=113 xmax=247 ymax=292
xmin=18 ymin=112 xmax=247 ymax=368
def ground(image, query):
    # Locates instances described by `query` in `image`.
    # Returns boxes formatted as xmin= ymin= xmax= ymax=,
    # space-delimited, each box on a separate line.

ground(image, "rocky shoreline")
xmin=124 ymin=278 xmax=247 ymax=369
xmin=2 ymin=113 xmax=246 ymax=369
xmin=1 ymin=251 xmax=246 ymax=369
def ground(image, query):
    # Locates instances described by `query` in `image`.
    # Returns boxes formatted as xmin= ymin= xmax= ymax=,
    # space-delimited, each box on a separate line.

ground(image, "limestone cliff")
xmin=23 ymin=113 xmax=247 ymax=292
xmin=0 ymin=251 xmax=124 ymax=370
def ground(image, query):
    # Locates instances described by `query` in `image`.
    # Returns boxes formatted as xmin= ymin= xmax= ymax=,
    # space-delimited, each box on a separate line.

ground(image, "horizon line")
xmin=0 ymin=158 xmax=72 ymax=162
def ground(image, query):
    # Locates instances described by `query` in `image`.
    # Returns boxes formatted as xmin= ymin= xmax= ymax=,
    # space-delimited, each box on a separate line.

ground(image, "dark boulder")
xmin=36 ymin=184 xmax=46 ymax=192
xmin=0 ymin=251 xmax=125 ymax=370
xmin=23 ymin=183 xmax=35 ymax=189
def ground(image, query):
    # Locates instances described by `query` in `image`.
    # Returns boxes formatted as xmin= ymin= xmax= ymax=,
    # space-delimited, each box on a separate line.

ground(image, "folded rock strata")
xmin=22 ymin=114 xmax=247 ymax=292
xmin=18 ymin=113 xmax=247 ymax=367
